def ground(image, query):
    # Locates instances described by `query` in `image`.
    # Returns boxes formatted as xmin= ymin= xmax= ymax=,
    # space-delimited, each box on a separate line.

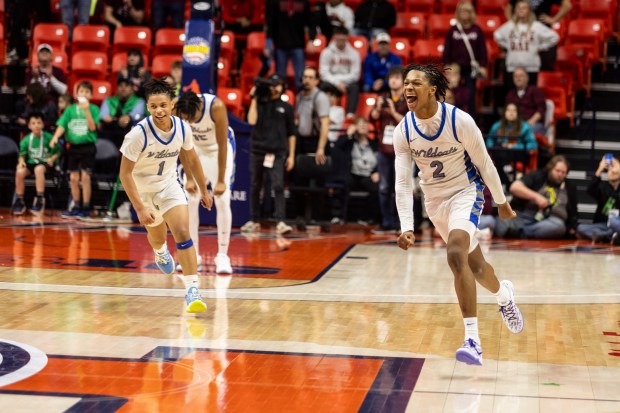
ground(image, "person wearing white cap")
xmin=363 ymin=32 xmax=402 ymax=93
xmin=25 ymin=44 xmax=68 ymax=101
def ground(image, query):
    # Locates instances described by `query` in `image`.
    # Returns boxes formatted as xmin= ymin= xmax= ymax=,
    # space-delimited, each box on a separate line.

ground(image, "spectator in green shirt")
xmin=11 ymin=112 xmax=61 ymax=217
xmin=50 ymin=80 xmax=101 ymax=218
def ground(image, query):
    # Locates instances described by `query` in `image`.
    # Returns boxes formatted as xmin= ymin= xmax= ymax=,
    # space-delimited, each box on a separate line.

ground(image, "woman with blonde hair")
xmin=442 ymin=1 xmax=488 ymax=116
xmin=494 ymin=0 xmax=559 ymax=89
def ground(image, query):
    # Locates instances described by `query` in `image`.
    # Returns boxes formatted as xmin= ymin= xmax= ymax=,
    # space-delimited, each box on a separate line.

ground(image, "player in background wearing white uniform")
xmin=119 ymin=78 xmax=213 ymax=313
xmin=394 ymin=63 xmax=524 ymax=365
xmin=174 ymin=91 xmax=235 ymax=274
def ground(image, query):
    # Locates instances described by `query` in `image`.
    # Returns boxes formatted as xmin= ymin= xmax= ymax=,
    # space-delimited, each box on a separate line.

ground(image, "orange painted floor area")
xmin=3 ymin=347 xmax=423 ymax=413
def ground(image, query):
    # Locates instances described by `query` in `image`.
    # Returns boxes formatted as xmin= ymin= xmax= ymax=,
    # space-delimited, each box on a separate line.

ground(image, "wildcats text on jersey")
xmin=146 ymin=149 xmax=180 ymax=159
xmin=411 ymin=146 xmax=458 ymax=158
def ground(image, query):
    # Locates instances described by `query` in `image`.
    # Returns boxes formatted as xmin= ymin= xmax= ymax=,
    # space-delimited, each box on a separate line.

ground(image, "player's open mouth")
xmin=154 ymin=115 xmax=167 ymax=121
xmin=406 ymin=95 xmax=417 ymax=104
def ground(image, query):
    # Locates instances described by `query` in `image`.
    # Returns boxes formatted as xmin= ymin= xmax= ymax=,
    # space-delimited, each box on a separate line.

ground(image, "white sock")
xmin=464 ymin=317 xmax=480 ymax=343
xmin=154 ymin=244 xmax=167 ymax=254
xmin=493 ymin=281 xmax=511 ymax=306
xmin=183 ymin=274 xmax=199 ymax=290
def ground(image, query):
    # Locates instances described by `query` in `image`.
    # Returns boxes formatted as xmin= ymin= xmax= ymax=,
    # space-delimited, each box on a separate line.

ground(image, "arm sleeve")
xmin=89 ymin=104 xmax=100 ymax=125
xmin=537 ymin=22 xmax=560 ymax=50
xmin=343 ymin=8 xmax=354 ymax=31
xmin=285 ymin=104 xmax=296 ymax=137
xmin=393 ymin=122 xmax=415 ymax=233
xmin=19 ymin=136 xmax=28 ymax=157
xmin=318 ymin=50 xmax=335 ymax=84
xmin=57 ymin=106 xmax=70 ymax=129
xmin=363 ymin=55 xmax=374 ymax=87
xmin=458 ymin=111 xmax=507 ymax=204
xmin=493 ymin=22 xmax=511 ymax=49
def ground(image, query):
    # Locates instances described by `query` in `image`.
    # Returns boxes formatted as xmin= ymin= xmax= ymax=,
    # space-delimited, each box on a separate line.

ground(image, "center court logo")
xmin=0 ymin=339 xmax=48 ymax=387
xmin=183 ymin=37 xmax=210 ymax=65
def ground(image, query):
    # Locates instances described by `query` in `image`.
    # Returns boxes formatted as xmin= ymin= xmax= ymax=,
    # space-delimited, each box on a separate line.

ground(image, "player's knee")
xmin=69 ymin=172 xmax=80 ymax=183
xmin=446 ymin=246 xmax=468 ymax=274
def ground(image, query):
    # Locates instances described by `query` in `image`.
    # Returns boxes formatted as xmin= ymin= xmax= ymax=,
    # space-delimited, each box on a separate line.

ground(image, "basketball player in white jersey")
xmin=174 ymin=91 xmax=235 ymax=274
xmin=120 ymin=78 xmax=212 ymax=313
xmin=393 ymin=63 xmax=524 ymax=366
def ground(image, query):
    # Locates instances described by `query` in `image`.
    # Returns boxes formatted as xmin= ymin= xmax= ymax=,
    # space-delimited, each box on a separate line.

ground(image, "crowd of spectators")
xmin=3 ymin=0 xmax=617 ymax=243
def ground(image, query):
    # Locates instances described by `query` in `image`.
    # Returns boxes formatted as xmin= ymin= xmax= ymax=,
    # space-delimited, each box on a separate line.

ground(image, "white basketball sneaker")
xmin=455 ymin=338 xmax=483 ymax=366
xmin=498 ymin=280 xmax=524 ymax=334
xmin=214 ymin=253 xmax=233 ymax=274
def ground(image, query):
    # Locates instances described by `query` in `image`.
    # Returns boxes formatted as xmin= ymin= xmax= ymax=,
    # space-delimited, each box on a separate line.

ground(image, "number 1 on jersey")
xmin=157 ymin=161 xmax=165 ymax=176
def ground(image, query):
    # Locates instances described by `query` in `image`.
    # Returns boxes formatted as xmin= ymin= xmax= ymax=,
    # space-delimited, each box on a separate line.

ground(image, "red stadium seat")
xmin=537 ymin=71 xmax=575 ymax=125
xmin=32 ymin=23 xmax=69 ymax=53
xmin=112 ymin=26 xmax=152 ymax=56
xmin=151 ymin=54 xmax=182 ymax=78
xmin=349 ymin=35 xmax=369 ymax=62
xmin=280 ymin=89 xmax=296 ymax=106
xmin=566 ymin=19 xmax=607 ymax=66
xmin=427 ymin=14 xmax=456 ymax=40
xmin=217 ymin=58 xmax=231 ymax=87
xmin=72 ymin=25 xmax=110 ymax=54
xmin=153 ymin=28 xmax=185 ymax=56
xmin=392 ymin=13 xmax=426 ymax=42
xmin=0 ymin=23 xmax=5 ymax=65
xmin=31 ymin=49 xmax=68 ymax=74
xmin=219 ymin=87 xmax=244 ymax=118
xmin=219 ymin=30 xmax=236 ymax=68
xmin=477 ymin=15 xmax=502 ymax=40
xmin=438 ymin=0 xmax=460 ymax=14
xmin=71 ymin=51 xmax=108 ymax=81
xmin=477 ymin=0 xmax=509 ymax=16
xmin=551 ymin=19 xmax=569 ymax=45
xmin=305 ymin=34 xmax=327 ymax=71
xmin=403 ymin=0 xmax=435 ymax=14
xmin=556 ymin=44 xmax=591 ymax=95
xmin=578 ymin=0 xmax=616 ymax=35
xmin=538 ymin=86 xmax=569 ymax=124
xmin=356 ymin=93 xmax=378 ymax=119
xmin=371 ymin=37 xmax=411 ymax=63
xmin=72 ymin=79 xmax=112 ymax=105
xmin=246 ymin=31 xmax=266 ymax=58
xmin=411 ymin=39 xmax=445 ymax=61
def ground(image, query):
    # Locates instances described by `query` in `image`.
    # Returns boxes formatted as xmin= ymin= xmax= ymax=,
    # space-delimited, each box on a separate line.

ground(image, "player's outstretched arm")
xmin=393 ymin=122 xmax=415 ymax=237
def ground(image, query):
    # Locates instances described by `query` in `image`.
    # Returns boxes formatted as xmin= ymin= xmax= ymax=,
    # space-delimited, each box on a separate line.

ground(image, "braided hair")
xmin=403 ymin=62 xmax=449 ymax=101
xmin=175 ymin=92 xmax=202 ymax=122
xmin=143 ymin=77 xmax=177 ymax=101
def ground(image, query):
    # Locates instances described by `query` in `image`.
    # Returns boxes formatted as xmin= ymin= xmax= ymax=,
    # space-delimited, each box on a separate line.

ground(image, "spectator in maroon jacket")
xmin=442 ymin=1 xmax=488 ymax=115
xmin=222 ymin=0 xmax=264 ymax=34
xmin=25 ymin=44 xmax=68 ymax=102
xmin=505 ymin=67 xmax=547 ymax=136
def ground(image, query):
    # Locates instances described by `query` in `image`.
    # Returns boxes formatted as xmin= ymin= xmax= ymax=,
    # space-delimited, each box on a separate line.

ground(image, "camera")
xmin=253 ymin=74 xmax=285 ymax=101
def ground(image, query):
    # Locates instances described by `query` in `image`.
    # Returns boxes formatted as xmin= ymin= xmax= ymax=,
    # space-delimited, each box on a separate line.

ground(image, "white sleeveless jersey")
xmin=190 ymin=93 xmax=234 ymax=153
xmin=120 ymin=115 xmax=193 ymax=193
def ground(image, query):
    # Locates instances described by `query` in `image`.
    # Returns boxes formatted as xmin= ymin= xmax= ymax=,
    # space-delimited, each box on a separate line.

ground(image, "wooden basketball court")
xmin=0 ymin=212 xmax=619 ymax=412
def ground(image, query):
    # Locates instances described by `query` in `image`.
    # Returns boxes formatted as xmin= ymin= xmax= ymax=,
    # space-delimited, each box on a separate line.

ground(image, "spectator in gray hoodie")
xmin=493 ymin=0 xmax=559 ymax=88
xmin=319 ymin=26 xmax=361 ymax=118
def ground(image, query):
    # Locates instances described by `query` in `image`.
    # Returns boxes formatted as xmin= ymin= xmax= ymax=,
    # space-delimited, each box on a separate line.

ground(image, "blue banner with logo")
xmin=181 ymin=9 xmax=251 ymax=227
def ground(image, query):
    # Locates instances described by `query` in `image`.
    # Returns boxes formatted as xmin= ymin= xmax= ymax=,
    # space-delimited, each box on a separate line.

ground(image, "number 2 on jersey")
xmin=430 ymin=160 xmax=445 ymax=179
xmin=157 ymin=161 xmax=165 ymax=176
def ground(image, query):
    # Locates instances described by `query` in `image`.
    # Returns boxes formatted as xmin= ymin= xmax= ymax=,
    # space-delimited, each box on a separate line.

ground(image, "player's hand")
xmin=213 ymin=181 xmax=226 ymax=196
xmin=533 ymin=194 xmax=549 ymax=210
xmin=200 ymin=191 xmax=213 ymax=210
xmin=397 ymin=231 xmax=415 ymax=250
xmin=137 ymin=207 xmax=156 ymax=226
xmin=497 ymin=202 xmax=517 ymax=220
xmin=49 ymin=136 xmax=58 ymax=148
xmin=285 ymin=155 xmax=295 ymax=171
xmin=315 ymin=148 xmax=327 ymax=165
xmin=185 ymin=179 xmax=198 ymax=195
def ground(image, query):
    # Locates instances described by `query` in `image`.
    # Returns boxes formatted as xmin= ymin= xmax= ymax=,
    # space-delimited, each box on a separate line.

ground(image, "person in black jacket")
xmin=353 ymin=0 xmax=396 ymax=41
xmin=495 ymin=155 xmax=578 ymax=239
xmin=576 ymin=156 xmax=620 ymax=243
xmin=242 ymin=74 xmax=297 ymax=234
xmin=265 ymin=0 xmax=317 ymax=90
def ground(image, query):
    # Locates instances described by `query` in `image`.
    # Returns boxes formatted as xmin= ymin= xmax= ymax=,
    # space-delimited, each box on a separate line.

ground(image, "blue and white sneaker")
xmin=456 ymin=338 xmax=483 ymax=366
xmin=499 ymin=280 xmax=524 ymax=334
xmin=154 ymin=249 xmax=175 ymax=275
xmin=185 ymin=286 xmax=207 ymax=313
